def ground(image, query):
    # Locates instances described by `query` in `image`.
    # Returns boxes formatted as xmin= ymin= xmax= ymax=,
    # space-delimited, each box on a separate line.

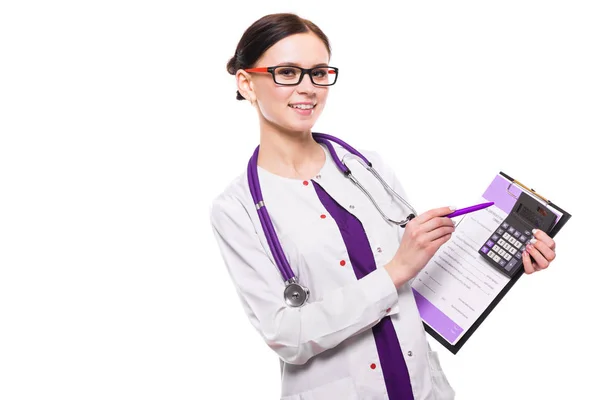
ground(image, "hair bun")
xmin=227 ymin=56 xmax=246 ymax=100
xmin=226 ymin=56 xmax=238 ymax=75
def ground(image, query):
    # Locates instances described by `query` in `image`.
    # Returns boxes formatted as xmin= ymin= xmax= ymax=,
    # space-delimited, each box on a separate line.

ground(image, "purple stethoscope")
xmin=247 ymin=132 xmax=417 ymax=307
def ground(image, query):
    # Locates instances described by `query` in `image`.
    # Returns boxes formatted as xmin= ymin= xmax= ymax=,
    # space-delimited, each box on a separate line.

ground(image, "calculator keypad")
xmin=479 ymin=222 xmax=533 ymax=276
xmin=479 ymin=191 xmax=557 ymax=278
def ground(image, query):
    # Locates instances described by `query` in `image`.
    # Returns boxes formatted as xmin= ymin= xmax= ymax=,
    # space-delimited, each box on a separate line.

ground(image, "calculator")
xmin=478 ymin=192 xmax=557 ymax=278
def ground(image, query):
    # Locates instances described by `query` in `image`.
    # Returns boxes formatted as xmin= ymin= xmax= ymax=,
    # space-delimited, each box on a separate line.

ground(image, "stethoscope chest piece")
xmin=284 ymin=278 xmax=310 ymax=307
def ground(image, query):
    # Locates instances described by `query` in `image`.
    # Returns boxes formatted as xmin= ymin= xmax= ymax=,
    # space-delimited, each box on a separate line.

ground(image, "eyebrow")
xmin=275 ymin=62 xmax=330 ymax=68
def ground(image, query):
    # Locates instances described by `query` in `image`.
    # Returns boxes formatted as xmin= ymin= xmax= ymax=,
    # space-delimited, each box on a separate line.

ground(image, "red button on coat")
xmin=303 ymin=180 xmax=309 ymax=186
xmin=320 ymin=214 xmax=326 ymax=219
xmin=370 ymin=363 xmax=376 ymax=369
xmin=386 ymin=308 xmax=391 ymax=313
xmin=340 ymin=260 xmax=346 ymax=266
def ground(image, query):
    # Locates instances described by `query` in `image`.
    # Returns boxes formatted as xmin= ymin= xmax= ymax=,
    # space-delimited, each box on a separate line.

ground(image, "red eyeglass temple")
xmin=244 ymin=67 xmax=336 ymax=74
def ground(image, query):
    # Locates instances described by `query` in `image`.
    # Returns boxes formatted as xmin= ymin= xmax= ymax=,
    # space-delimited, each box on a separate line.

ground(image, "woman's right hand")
xmin=385 ymin=206 xmax=456 ymax=288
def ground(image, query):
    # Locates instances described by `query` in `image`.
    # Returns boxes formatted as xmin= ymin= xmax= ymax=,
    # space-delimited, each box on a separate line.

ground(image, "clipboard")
xmin=412 ymin=171 xmax=572 ymax=354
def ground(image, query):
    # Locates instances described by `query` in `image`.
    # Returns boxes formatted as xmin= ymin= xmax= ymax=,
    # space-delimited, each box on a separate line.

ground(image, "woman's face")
xmin=244 ymin=32 xmax=331 ymax=135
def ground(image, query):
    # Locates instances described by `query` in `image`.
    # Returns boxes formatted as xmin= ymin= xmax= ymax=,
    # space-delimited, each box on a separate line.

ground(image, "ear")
xmin=236 ymin=70 xmax=256 ymax=103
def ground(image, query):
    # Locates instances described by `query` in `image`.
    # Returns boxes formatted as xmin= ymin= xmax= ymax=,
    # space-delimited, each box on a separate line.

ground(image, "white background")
xmin=1 ymin=1 xmax=598 ymax=399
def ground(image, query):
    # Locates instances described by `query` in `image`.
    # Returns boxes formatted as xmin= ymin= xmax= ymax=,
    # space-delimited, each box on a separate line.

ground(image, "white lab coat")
xmin=210 ymin=141 xmax=455 ymax=400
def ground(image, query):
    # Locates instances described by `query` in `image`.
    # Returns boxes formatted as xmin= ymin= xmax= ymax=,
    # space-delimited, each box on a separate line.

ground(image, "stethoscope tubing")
xmin=313 ymin=132 xmax=371 ymax=173
xmin=247 ymin=147 xmax=296 ymax=281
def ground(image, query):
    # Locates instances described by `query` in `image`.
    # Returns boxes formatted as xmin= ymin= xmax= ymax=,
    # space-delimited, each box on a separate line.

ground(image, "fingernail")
xmin=449 ymin=206 xmax=456 ymax=211
xmin=532 ymin=228 xmax=539 ymax=235
xmin=530 ymin=238 xmax=537 ymax=244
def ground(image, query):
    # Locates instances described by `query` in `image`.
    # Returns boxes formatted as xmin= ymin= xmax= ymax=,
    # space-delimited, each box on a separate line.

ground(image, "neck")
xmin=257 ymin=124 xmax=325 ymax=180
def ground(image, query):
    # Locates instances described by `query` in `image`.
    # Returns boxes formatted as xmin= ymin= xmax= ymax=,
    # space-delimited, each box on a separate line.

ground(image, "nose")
xmin=295 ymin=71 xmax=316 ymax=94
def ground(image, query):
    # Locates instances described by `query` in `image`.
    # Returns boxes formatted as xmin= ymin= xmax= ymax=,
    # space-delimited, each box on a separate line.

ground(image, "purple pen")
xmin=445 ymin=201 xmax=495 ymax=218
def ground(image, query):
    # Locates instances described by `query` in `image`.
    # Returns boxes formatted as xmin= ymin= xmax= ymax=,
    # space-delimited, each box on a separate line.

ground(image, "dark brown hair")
xmin=226 ymin=13 xmax=331 ymax=101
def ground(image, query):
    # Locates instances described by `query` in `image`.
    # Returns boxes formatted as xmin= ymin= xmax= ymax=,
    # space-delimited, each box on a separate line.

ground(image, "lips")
xmin=288 ymin=103 xmax=316 ymax=110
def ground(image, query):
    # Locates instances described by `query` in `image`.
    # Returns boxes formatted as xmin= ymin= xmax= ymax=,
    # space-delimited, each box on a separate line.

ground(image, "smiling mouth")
xmin=288 ymin=103 xmax=316 ymax=110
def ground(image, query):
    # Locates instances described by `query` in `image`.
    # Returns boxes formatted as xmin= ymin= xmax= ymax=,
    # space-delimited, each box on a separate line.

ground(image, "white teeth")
xmin=290 ymin=104 xmax=315 ymax=110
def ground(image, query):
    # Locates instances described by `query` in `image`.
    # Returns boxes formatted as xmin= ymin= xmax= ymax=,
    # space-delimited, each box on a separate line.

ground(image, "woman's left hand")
xmin=522 ymin=229 xmax=556 ymax=274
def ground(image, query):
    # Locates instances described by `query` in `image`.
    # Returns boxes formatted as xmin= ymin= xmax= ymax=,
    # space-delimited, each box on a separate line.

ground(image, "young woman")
xmin=210 ymin=13 xmax=557 ymax=400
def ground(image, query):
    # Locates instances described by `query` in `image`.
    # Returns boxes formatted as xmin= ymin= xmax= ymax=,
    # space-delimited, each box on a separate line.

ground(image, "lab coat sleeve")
xmin=210 ymin=194 xmax=399 ymax=365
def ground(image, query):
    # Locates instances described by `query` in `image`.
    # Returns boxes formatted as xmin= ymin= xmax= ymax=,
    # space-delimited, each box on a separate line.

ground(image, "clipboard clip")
xmin=507 ymin=179 xmax=550 ymax=206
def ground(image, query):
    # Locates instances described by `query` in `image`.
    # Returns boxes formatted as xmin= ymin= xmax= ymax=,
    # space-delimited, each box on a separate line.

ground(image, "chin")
xmin=286 ymin=121 xmax=317 ymax=135
xmin=268 ymin=116 xmax=314 ymax=135
xmin=263 ymin=112 xmax=320 ymax=135
xmin=289 ymin=116 xmax=322 ymax=133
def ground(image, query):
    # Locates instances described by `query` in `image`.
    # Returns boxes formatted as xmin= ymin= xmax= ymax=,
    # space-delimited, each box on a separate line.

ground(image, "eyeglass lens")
xmin=273 ymin=67 xmax=336 ymax=85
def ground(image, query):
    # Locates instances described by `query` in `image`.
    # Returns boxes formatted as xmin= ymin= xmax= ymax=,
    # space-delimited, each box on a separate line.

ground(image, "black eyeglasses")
xmin=244 ymin=66 xmax=339 ymax=86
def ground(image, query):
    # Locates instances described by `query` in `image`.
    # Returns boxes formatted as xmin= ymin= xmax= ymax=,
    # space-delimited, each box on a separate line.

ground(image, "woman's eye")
xmin=278 ymin=68 xmax=297 ymax=77
xmin=312 ymin=69 xmax=327 ymax=78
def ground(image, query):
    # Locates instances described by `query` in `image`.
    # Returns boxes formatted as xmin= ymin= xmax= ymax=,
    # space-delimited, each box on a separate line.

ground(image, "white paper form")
xmin=411 ymin=200 xmax=510 ymax=345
